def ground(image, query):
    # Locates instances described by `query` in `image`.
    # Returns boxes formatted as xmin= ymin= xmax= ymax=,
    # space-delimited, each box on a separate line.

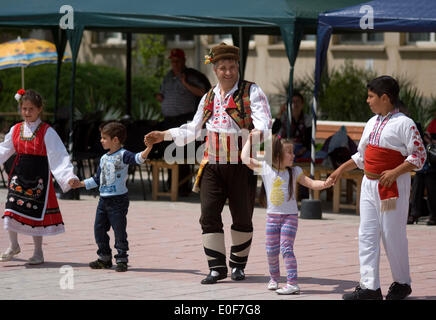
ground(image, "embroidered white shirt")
xmin=169 ymin=80 xmax=272 ymax=146
xmin=351 ymin=112 xmax=426 ymax=171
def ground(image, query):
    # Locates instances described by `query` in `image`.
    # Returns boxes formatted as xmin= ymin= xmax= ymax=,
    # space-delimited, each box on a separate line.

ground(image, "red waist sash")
xmin=364 ymin=145 xmax=406 ymax=212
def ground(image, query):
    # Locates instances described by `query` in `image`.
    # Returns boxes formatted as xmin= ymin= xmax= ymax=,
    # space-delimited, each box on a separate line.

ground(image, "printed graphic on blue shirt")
xmin=100 ymin=152 xmax=123 ymax=192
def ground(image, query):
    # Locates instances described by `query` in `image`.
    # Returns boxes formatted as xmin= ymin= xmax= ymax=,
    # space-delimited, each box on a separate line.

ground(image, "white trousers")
xmin=358 ymin=174 xmax=411 ymax=290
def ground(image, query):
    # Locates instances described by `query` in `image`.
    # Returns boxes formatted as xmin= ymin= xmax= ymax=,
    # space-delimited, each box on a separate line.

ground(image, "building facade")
xmin=77 ymin=31 xmax=436 ymax=114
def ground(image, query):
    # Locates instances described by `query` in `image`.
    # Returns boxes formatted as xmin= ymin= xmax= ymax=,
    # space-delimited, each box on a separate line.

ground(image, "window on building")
xmin=269 ymin=34 xmax=315 ymax=45
xmin=210 ymin=34 xmax=255 ymax=46
xmin=165 ymin=34 xmax=195 ymax=46
xmin=408 ymin=32 xmax=436 ymax=44
xmin=96 ymin=32 xmax=127 ymax=45
xmin=337 ymin=32 xmax=384 ymax=44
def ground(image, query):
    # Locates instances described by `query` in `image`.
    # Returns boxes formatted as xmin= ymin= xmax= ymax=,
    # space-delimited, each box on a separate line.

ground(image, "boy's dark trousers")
xmin=94 ymin=194 xmax=129 ymax=263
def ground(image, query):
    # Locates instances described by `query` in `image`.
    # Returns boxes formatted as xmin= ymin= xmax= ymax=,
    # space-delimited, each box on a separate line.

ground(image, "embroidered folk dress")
xmin=0 ymin=119 xmax=77 ymax=236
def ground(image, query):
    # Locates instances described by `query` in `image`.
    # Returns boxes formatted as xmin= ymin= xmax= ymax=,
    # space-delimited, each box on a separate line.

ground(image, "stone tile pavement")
xmin=1 ymin=182 xmax=436 ymax=303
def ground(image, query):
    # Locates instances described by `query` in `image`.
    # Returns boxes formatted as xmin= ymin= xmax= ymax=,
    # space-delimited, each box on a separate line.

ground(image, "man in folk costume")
xmin=146 ymin=43 xmax=272 ymax=284
xmin=328 ymin=76 xmax=427 ymax=300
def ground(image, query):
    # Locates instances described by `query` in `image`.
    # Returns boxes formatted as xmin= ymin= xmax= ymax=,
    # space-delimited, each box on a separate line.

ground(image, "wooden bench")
xmin=149 ymin=160 xmax=196 ymax=201
xmin=150 ymin=160 xmax=179 ymax=201
xmin=298 ymin=163 xmax=364 ymax=215
xmin=332 ymin=169 xmax=363 ymax=215
xmin=316 ymin=120 xmax=365 ymax=143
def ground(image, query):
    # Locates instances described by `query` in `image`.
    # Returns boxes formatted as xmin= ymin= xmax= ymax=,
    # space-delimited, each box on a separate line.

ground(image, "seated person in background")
xmin=321 ymin=126 xmax=358 ymax=169
xmin=423 ymin=114 xmax=436 ymax=225
xmin=272 ymin=92 xmax=311 ymax=160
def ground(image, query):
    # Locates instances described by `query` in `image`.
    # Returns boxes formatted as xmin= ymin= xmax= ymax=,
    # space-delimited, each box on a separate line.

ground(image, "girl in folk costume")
xmin=241 ymin=132 xmax=333 ymax=294
xmin=328 ymin=76 xmax=426 ymax=300
xmin=0 ymin=89 xmax=79 ymax=265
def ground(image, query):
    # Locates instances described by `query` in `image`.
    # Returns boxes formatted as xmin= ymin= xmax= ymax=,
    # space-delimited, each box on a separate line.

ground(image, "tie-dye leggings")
xmin=266 ymin=214 xmax=298 ymax=285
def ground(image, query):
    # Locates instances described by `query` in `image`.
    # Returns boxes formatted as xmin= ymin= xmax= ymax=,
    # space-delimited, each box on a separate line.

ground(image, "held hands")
xmin=144 ymin=131 xmax=165 ymax=146
xmin=323 ymin=177 xmax=335 ymax=189
xmin=68 ymin=178 xmax=82 ymax=189
xmin=326 ymin=169 xmax=342 ymax=186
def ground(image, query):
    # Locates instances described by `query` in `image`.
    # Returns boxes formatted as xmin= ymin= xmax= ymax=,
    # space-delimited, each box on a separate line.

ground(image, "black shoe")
xmin=115 ymin=262 xmax=128 ymax=272
xmin=89 ymin=259 xmax=112 ymax=269
xmin=427 ymin=219 xmax=436 ymax=226
xmin=231 ymin=268 xmax=245 ymax=281
xmin=343 ymin=285 xmax=383 ymax=300
xmin=386 ymin=282 xmax=412 ymax=300
xmin=201 ymin=268 xmax=227 ymax=284
xmin=407 ymin=215 xmax=419 ymax=225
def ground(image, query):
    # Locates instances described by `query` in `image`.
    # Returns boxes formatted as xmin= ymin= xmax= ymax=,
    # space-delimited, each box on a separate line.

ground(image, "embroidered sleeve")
xmin=45 ymin=127 xmax=79 ymax=192
xmin=404 ymin=122 xmax=426 ymax=170
xmin=169 ymin=94 xmax=206 ymax=147
xmin=351 ymin=121 xmax=373 ymax=170
xmin=249 ymin=84 xmax=272 ymax=131
xmin=0 ymin=125 xmax=16 ymax=165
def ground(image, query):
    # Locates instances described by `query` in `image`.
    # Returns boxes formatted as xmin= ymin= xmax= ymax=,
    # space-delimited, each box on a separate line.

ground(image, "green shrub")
xmin=284 ymin=60 xmax=436 ymax=127
xmin=0 ymin=63 xmax=162 ymax=124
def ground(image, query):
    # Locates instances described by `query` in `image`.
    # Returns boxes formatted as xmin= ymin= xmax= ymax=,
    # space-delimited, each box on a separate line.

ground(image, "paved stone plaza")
xmin=1 ymin=182 xmax=435 ymax=301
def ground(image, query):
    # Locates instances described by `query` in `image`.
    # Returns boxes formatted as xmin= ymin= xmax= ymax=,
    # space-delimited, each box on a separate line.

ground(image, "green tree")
xmin=134 ymin=34 xmax=169 ymax=80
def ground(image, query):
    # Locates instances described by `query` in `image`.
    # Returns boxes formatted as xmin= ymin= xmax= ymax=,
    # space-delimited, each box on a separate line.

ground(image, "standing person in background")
xmin=155 ymin=48 xmax=211 ymax=196
xmin=146 ymin=43 xmax=272 ymax=285
xmin=328 ymin=76 xmax=426 ymax=300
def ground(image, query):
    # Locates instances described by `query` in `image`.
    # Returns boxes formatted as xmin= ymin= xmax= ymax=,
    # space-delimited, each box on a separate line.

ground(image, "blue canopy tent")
xmin=309 ymin=0 xmax=436 ymax=180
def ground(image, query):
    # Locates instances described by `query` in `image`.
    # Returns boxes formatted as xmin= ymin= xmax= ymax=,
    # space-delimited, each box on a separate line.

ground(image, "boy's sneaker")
xmin=267 ymin=280 xmax=278 ymax=290
xmin=343 ymin=285 xmax=383 ymax=300
xmin=89 ymin=259 xmax=112 ymax=269
xmin=385 ymin=282 xmax=412 ymax=300
xmin=115 ymin=262 xmax=128 ymax=272
xmin=276 ymin=284 xmax=300 ymax=295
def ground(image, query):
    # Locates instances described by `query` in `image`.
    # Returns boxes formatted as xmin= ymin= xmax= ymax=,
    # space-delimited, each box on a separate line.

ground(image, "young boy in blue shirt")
xmin=73 ymin=121 xmax=152 ymax=272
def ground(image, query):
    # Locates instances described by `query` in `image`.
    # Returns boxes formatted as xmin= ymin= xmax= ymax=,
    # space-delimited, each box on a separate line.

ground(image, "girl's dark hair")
xmin=367 ymin=75 xmax=400 ymax=107
xmin=258 ymin=134 xmax=294 ymax=208
xmin=20 ymin=89 xmax=43 ymax=108
xmin=100 ymin=121 xmax=127 ymax=144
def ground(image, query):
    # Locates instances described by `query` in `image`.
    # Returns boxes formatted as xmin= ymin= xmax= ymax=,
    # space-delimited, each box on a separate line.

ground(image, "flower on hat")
xmin=204 ymin=49 xmax=214 ymax=64
xmin=14 ymin=89 xmax=26 ymax=102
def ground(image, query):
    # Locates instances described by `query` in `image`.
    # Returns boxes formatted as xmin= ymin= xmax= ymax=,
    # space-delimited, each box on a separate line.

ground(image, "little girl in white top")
xmin=242 ymin=131 xmax=333 ymax=294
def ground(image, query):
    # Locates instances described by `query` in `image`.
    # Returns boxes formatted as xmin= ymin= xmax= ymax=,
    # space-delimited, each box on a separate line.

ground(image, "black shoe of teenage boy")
xmin=89 ymin=259 xmax=112 ymax=269
xmin=201 ymin=267 xmax=228 ymax=284
xmin=343 ymin=285 xmax=383 ymax=300
xmin=115 ymin=262 xmax=128 ymax=272
xmin=231 ymin=267 xmax=246 ymax=281
xmin=385 ymin=282 xmax=412 ymax=300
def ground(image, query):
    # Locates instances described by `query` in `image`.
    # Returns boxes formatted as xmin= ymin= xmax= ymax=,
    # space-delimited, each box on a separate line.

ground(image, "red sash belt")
xmin=364 ymin=145 xmax=406 ymax=212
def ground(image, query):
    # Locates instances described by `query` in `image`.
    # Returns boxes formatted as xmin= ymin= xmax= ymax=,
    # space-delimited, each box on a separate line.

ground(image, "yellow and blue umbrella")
xmin=0 ymin=37 xmax=71 ymax=88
